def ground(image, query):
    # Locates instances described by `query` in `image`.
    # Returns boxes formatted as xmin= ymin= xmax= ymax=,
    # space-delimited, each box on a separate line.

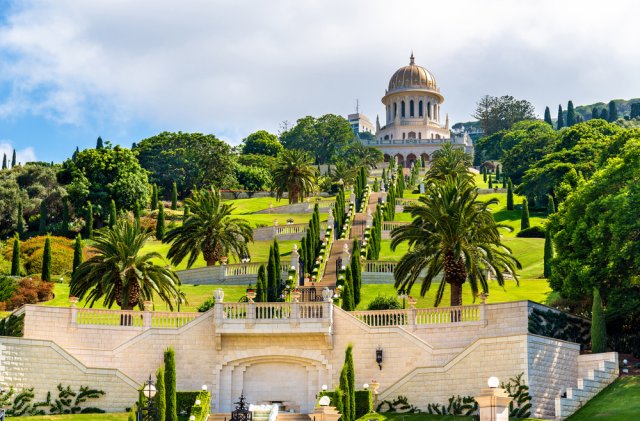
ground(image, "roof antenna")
xmin=410 ymin=51 xmax=415 ymax=65
xmin=356 ymin=98 xmax=359 ymax=113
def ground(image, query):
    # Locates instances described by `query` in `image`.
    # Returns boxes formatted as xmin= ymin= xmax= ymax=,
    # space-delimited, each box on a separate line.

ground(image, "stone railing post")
xmin=143 ymin=301 xmax=153 ymax=329
xmin=478 ymin=292 xmax=488 ymax=323
xmin=69 ymin=296 xmax=79 ymax=326
xmin=408 ymin=307 xmax=417 ymax=330
xmin=290 ymin=244 xmax=300 ymax=276
xmin=246 ymin=302 xmax=256 ymax=327
xmin=213 ymin=288 xmax=225 ymax=319
xmin=327 ymin=208 xmax=334 ymax=231
xmin=290 ymin=302 xmax=300 ymax=327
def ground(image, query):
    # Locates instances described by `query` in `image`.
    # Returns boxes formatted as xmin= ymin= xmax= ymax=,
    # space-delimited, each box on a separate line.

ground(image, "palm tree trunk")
xmin=290 ymin=185 xmax=299 ymax=204
xmin=450 ymin=282 xmax=463 ymax=307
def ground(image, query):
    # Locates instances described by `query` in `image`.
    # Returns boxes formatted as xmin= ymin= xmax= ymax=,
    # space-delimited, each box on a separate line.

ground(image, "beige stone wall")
xmin=0 ymin=337 xmax=138 ymax=412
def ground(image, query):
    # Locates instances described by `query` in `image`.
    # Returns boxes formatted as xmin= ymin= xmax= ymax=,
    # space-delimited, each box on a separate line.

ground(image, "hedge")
xmin=189 ymin=390 xmax=211 ymax=421
xmin=319 ymin=389 xmax=371 ymax=419
xmin=516 ymin=225 xmax=545 ymax=238
xmin=176 ymin=391 xmax=200 ymax=415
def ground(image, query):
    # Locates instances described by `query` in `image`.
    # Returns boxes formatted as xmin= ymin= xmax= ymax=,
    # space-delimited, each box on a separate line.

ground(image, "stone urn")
xmin=407 ymin=296 xmax=417 ymax=309
xmin=292 ymin=289 xmax=302 ymax=303
xmin=69 ymin=296 xmax=79 ymax=308
xmin=246 ymin=289 xmax=256 ymax=303
xmin=214 ymin=288 xmax=225 ymax=303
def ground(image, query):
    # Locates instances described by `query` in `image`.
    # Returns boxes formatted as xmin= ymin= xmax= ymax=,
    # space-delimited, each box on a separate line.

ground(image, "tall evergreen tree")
xmin=133 ymin=202 xmax=141 ymax=232
xmin=344 ymin=345 xmax=356 ymax=421
xmin=267 ymin=245 xmax=277 ymax=301
xmin=547 ymin=194 xmax=556 ymax=215
xmin=544 ymin=106 xmax=553 ymax=126
xmin=183 ymin=205 xmax=190 ymax=218
xmin=1 ymin=153 xmax=6 ymax=170
xmin=543 ymin=227 xmax=553 ymax=278
xmin=608 ymin=100 xmax=618 ymax=122
xmin=62 ymin=199 xmax=70 ymax=236
xmin=482 ymin=166 xmax=487 ymax=182
xmin=273 ymin=238 xmax=281 ymax=294
xmin=599 ymin=108 xmax=608 ymax=121
xmin=72 ymin=234 xmax=83 ymax=275
xmin=11 ymin=235 xmax=20 ymax=276
xmin=506 ymin=178 xmax=514 ymax=210
xmin=42 ymin=236 xmax=52 ymax=281
xmin=164 ymin=347 xmax=178 ymax=421
xmin=339 ymin=365 xmax=351 ymax=421
xmin=591 ymin=288 xmax=607 ymax=353
xmin=566 ymin=101 xmax=576 ymax=127
xmin=16 ymin=201 xmax=24 ymax=238
xmin=155 ymin=366 xmax=166 ymax=421
xmin=631 ymin=103 xmax=640 ymax=119
xmin=488 ymin=174 xmax=493 ymax=189
xmin=556 ymin=105 xmax=564 ymax=129
xmin=256 ymin=265 xmax=267 ymax=302
xmin=495 ymin=164 xmax=500 ymax=180
xmin=502 ymin=176 xmax=506 ymax=189
xmin=72 ymin=146 xmax=79 ymax=161
xmin=591 ymin=107 xmax=599 ymax=120
xmin=520 ymin=198 xmax=530 ymax=230
xmin=341 ymin=267 xmax=355 ymax=311
xmin=156 ymin=202 xmax=165 ymax=240
xmin=11 ymin=149 xmax=16 ymax=167
xmin=151 ymin=184 xmax=158 ymax=211
xmin=171 ymin=182 xmax=178 ymax=210
xmin=38 ymin=200 xmax=47 ymax=234
xmin=86 ymin=201 xmax=94 ymax=239
xmin=350 ymin=240 xmax=361 ymax=306
xmin=96 ymin=136 xmax=104 ymax=149
xmin=108 ymin=199 xmax=117 ymax=228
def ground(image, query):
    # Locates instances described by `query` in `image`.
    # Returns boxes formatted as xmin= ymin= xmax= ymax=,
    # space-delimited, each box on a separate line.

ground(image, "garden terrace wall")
xmin=176 ymin=262 xmax=290 ymax=285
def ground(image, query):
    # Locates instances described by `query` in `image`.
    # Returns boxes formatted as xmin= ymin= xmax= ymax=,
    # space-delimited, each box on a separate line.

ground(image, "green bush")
xmin=197 ymin=297 xmax=215 ymax=312
xmin=319 ymin=389 xmax=370 ymax=419
xmin=189 ymin=390 xmax=210 ymax=421
xmin=516 ymin=226 xmax=545 ymax=238
xmin=176 ymin=391 xmax=200 ymax=415
xmin=367 ymin=295 xmax=401 ymax=310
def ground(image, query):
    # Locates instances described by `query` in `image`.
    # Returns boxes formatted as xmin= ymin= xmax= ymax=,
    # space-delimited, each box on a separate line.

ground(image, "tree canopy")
xmin=241 ymin=130 xmax=283 ymax=156
xmin=472 ymin=95 xmax=536 ymax=136
xmin=280 ymin=114 xmax=355 ymax=164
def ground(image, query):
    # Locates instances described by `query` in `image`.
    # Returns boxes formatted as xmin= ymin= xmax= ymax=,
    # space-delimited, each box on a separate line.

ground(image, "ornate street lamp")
xmin=138 ymin=375 xmax=157 ymax=421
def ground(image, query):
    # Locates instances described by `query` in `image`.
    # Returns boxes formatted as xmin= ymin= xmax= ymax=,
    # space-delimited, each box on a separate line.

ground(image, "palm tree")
xmin=426 ymin=143 xmax=473 ymax=182
xmin=390 ymin=176 xmax=521 ymax=307
xmin=70 ymin=220 xmax=183 ymax=311
xmin=330 ymin=160 xmax=358 ymax=186
xmin=163 ymin=188 xmax=253 ymax=267
xmin=272 ymin=149 xmax=317 ymax=204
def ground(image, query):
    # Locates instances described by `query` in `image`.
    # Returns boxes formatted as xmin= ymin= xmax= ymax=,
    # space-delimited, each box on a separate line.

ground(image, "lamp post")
xmin=397 ymin=288 xmax=407 ymax=309
xmin=139 ymin=375 xmax=157 ymax=421
xmin=475 ymin=376 xmax=512 ymax=421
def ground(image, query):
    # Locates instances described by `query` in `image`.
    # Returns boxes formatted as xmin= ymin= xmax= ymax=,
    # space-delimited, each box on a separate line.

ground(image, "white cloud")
xmin=0 ymin=141 xmax=37 ymax=165
xmin=1 ymin=0 xmax=640 ymax=143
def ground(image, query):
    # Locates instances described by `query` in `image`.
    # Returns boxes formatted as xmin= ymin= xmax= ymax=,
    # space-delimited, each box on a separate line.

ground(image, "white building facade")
xmin=365 ymin=54 xmax=474 ymax=167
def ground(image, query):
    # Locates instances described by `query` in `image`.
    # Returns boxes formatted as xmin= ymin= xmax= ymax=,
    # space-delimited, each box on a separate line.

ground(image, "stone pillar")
xmin=311 ymin=405 xmax=341 ymax=421
xmin=143 ymin=301 xmax=153 ymax=329
xmin=246 ymin=302 xmax=256 ymax=327
xmin=290 ymin=302 xmax=300 ymax=327
xmin=327 ymin=208 xmax=334 ymax=231
xmin=69 ymin=296 xmax=79 ymax=326
xmin=475 ymin=387 xmax=512 ymax=421
xmin=342 ymin=243 xmax=351 ymax=266
xmin=419 ymin=182 xmax=425 ymax=193
xmin=366 ymin=208 xmax=373 ymax=228
xmin=291 ymin=244 xmax=300 ymax=276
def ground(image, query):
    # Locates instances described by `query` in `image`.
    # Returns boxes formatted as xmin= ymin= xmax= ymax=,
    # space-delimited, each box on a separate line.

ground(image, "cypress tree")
xmin=155 ymin=366 xmax=166 ymax=421
xmin=1 ymin=153 xmax=6 ymax=170
xmin=495 ymin=164 xmax=500 ymax=181
xmin=599 ymin=108 xmax=608 ymax=121
xmin=108 ymin=199 xmax=117 ymax=228
xmin=544 ymin=106 xmax=553 ymax=126
xmin=171 ymin=182 xmax=178 ymax=210
xmin=520 ymin=198 xmax=530 ymax=230
xmin=73 ymin=234 xmax=83 ymax=275
xmin=86 ymin=201 xmax=93 ymax=239
xmin=16 ymin=201 xmax=24 ymax=238
xmin=339 ymin=366 xmax=351 ymax=421
xmin=256 ymin=265 xmax=267 ymax=302
xmin=156 ymin=202 xmax=165 ymax=240
xmin=96 ymin=136 xmax=104 ymax=149
xmin=351 ymin=240 xmax=361 ymax=306
xmin=341 ymin=267 xmax=355 ymax=311
xmin=543 ymin=227 xmax=553 ymax=278
xmin=608 ymin=100 xmax=617 ymax=122
xmin=273 ymin=238 xmax=281 ymax=292
xmin=62 ymin=198 xmax=69 ymax=236
xmin=502 ymin=176 xmax=506 ymax=189
xmin=42 ymin=236 xmax=52 ymax=281
xmin=506 ymin=178 xmax=514 ymax=211
xmin=547 ymin=194 xmax=556 ymax=215
xmin=151 ymin=184 xmax=158 ymax=211
xmin=382 ymin=168 xmax=386 ymax=182
xmin=164 ymin=347 xmax=178 ymax=421
xmin=11 ymin=235 xmax=20 ymax=276
xmin=566 ymin=100 xmax=576 ymax=127
xmin=592 ymin=107 xmax=599 ymax=120
xmin=345 ymin=345 xmax=356 ymax=421
xmin=11 ymin=149 xmax=16 ymax=167
xmin=133 ymin=202 xmax=141 ymax=232
xmin=267 ymin=246 xmax=277 ymax=301
xmin=39 ymin=200 xmax=47 ymax=234
xmin=591 ymin=288 xmax=607 ymax=353
xmin=557 ymin=105 xmax=564 ymax=129
xmin=631 ymin=103 xmax=640 ymax=119
xmin=488 ymin=174 xmax=493 ymax=189
xmin=305 ymin=230 xmax=313 ymax=274
xmin=482 ymin=167 xmax=487 ymax=182
xmin=72 ymin=146 xmax=79 ymax=161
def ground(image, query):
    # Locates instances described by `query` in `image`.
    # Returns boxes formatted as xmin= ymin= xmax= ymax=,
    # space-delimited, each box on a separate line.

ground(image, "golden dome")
xmin=388 ymin=53 xmax=437 ymax=92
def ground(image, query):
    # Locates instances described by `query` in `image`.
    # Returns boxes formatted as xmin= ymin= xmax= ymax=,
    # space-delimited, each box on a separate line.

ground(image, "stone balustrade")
xmin=73 ymin=307 xmax=201 ymax=329
xmin=364 ymin=260 xmax=398 ymax=273
xmin=395 ymin=198 xmax=420 ymax=207
xmin=176 ymin=262 xmax=290 ymax=285
xmin=351 ymin=304 xmax=483 ymax=327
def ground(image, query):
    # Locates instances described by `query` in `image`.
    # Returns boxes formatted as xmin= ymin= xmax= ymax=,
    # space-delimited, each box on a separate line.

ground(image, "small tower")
xmin=376 ymin=115 xmax=381 ymax=131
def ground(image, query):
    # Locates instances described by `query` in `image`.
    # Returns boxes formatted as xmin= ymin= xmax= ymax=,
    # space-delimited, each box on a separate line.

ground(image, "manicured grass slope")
xmin=567 ymin=376 xmax=640 ymax=421
xmin=20 ymin=414 xmax=129 ymax=421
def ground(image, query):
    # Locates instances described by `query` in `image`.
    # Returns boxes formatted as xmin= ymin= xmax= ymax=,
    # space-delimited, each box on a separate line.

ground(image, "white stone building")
xmin=364 ymin=54 xmax=474 ymax=167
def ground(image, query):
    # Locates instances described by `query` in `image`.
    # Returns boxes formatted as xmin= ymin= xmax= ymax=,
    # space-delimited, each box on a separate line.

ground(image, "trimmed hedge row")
xmin=319 ymin=389 xmax=372 ymax=419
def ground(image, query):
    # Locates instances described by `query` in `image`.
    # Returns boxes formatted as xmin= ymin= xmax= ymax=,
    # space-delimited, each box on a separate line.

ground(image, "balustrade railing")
xmin=220 ymin=302 xmax=328 ymax=320
xmin=351 ymin=304 xmax=482 ymax=327
xmin=223 ymin=262 xmax=290 ymax=277
xmin=74 ymin=308 xmax=200 ymax=328
xmin=395 ymin=198 xmax=419 ymax=207
xmin=151 ymin=311 xmax=200 ymax=328
xmin=382 ymin=221 xmax=409 ymax=231
xmin=364 ymin=260 xmax=397 ymax=273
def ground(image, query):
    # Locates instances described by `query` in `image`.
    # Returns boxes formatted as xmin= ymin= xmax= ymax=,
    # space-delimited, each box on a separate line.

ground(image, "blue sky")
xmin=1 ymin=0 xmax=640 ymax=163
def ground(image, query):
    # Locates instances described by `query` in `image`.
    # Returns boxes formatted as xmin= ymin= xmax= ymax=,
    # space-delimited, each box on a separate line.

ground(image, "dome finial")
xmin=410 ymin=51 xmax=415 ymax=65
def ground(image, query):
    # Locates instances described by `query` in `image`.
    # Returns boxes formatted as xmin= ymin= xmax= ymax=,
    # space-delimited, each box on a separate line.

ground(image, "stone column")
xmin=341 ymin=243 xmax=351 ymax=266
xmin=69 ymin=296 xmax=79 ymax=326
xmin=327 ymin=208 xmax=334 ymax=231
xmin=291 ymin=244 xmax=300 ymax=276
xmin=366 ymin=208 xmax=373 ymax=228
xmin=475 ymin=387 xmax=512 ymax=421
xmin=311 ymin=405 xmax=341 ymax=421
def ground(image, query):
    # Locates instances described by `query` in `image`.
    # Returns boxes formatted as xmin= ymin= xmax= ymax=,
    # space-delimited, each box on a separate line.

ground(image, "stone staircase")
xmin=554 ymin=355 xmax=619 ymax=420
xmin=276 ymin=413 xmax=311 ymax=421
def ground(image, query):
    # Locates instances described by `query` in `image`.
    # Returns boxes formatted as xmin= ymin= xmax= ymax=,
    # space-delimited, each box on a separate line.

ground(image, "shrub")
xmin=3 ymin=277 xmax=54 ymax=310
xmin=591 ymin=288 xmax=607 ymax=353
xmin=0 ymin=313 xmax=24 ymax=336
xmin=516 ymin=226 xmax=545 ymax=238
xmin=354 ymin=390 xmax=372 ymax=419
xmin=426 ymin=395 xmax=476 ymax=416
xmin=0 ymin=275 xmax=18 ymax=301
xmin=198 ymin=297 xmax=215 ymax=312
xmin=164 ymin=347 xmax=178 ymax=421
xmin=501 ymin=373 xmax=532 ymax=418
xmin=376 ymin=395 xmax=421 ymax=413
xmin=3 ymin=236 xmax=75 ymax=276
xmin=176 ymin=391 xmax=200 ymax=415
xmin=367 ymin=295 xmax=402 ymax=310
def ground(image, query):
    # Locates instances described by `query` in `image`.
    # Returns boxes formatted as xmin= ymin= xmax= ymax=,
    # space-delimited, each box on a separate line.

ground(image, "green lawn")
xmin=357 ymin=278 xmax=552 ymax=309
xmin=567 ymin=376 xmax=640 ymax=420
xmin=358 ymin=412 xmax=545 ymax=421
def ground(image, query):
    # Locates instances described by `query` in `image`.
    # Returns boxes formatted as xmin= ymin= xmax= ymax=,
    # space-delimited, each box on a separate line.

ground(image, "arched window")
xmin=410 ymin=100 xmax=415 ymax=117
xmin=419 ymin=100 xmax=423 ymax=117
xmin=408 ymin=131 xmax=416 ymax=139
xmin=384 ymin=135 xmax=389 ymax=140
xmin=427 ymin=101 xmax=431 ymax=118
xmin=401 ymin=101 xmax=406 ymax=118
xmin=402 ymin=132 xmax=406 ymax=140
xmin=418 ymin=132 xmax=422 ymax=139
xmin=393 ymin=103 xmax=397 ymax=118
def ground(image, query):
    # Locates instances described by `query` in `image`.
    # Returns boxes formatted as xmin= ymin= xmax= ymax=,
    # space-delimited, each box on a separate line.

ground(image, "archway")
xmin=394 ymin=153 xmax=404 ymax=167
xmin=407 ymin=153 xmax=417 ymax=168
xmin=420 ymin=153 xmax=430 ymax=165
xmin=383 ymin=154 xmax=391 ymax=163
